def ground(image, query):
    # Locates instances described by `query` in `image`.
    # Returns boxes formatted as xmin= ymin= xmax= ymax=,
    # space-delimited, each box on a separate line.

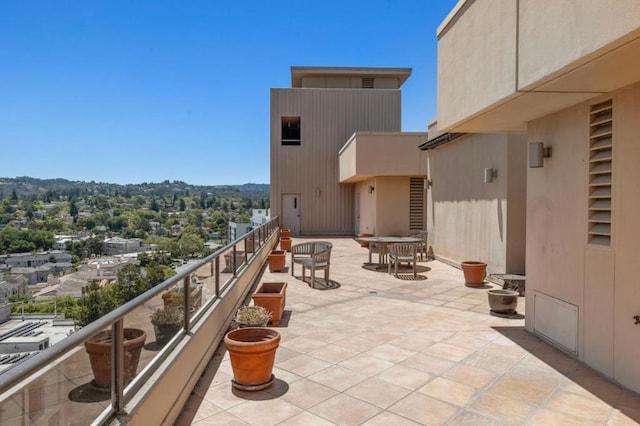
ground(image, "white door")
xmin=282 ymin=194 xmax=301 ymax=236
xmin=355 ymin=192 xmax=361 ymax=234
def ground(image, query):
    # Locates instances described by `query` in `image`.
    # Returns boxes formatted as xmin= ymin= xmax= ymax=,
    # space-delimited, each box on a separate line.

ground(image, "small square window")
xmin=282 ymin=116 xmax=300 ymax=146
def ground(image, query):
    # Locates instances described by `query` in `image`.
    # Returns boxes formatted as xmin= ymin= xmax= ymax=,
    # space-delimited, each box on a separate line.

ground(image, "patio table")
xmin=357 ymin=236 xmax=422 ymax=268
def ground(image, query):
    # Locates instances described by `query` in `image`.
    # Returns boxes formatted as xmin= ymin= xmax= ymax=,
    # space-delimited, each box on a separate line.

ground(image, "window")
xmin=588 ymin=100 xmax=613 ymax=246
xmin=281 ymin=116 xmax=300 ymax=145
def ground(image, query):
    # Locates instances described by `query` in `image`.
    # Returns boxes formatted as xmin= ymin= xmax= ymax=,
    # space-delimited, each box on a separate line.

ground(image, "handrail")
xmin=0 ymin=216 xmax=280 ymax=395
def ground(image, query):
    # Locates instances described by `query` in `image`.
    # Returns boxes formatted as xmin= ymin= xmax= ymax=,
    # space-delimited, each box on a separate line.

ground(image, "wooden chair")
xmin=291 ymin=242 xmax=332 ymax=289
xmin=409 ymin=231 xmax=428 ymax=261
xmin=388 ymin=242 xmax=417 ymax=278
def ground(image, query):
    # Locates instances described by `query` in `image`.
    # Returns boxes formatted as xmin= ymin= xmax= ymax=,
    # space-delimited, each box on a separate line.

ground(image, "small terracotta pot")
xmin=461 ymin=261 xmax=487 ymax=286
xmin=268 ymin=250 xmax=286 ymax=272
xmin=488 ymin=289 xmax=519 ymax=314
xmin=252 ymin=282 xmax=287 ymax=325
xmin=224 ymin=327 xmax=281 ymax=390
xmin=279 ymin=237 xmax=292 ymax=252
xmin=358 ymin=233 xmax=373 ymax=248
xmin=84 ymin=328 xmax=146 ymax=388
xmin=280 ymin=229 xmax=291 ymax=238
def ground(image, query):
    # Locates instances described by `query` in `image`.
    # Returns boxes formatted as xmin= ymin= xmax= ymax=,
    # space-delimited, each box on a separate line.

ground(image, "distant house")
xmin=251 ymin=209 xmax=270 ymax=228
xmin=227 ymin=222 xmax=253 ymax=242
xmin=102 ymin=238 xmax=148 ymax=256
xmin=3 ymin=252 xmax=72 ymax=269
xmin=0 ymin=275 xmax=29 ymax=304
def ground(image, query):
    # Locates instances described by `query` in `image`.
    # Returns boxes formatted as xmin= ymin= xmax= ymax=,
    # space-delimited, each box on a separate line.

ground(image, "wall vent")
xmin=409 ymin=178 xmax=424 ymax=231
xmin=361 ymin=78 xmax=374 ymax=89
xmin=588 ymin=100 xmax=613 ymax=246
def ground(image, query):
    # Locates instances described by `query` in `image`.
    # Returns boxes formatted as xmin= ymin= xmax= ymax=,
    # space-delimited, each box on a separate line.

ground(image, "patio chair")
xmin=409 ymin=231 xmax=428 ymax=261
xmin=292 ymin=242 xmax=332 ymax=289
xmin=388 ymin=242 xmax=417 ymax=278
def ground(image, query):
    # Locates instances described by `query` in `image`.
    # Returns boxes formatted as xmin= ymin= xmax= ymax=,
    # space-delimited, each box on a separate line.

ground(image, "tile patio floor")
xmin=176 ymin=237 xmax=640 ymax=425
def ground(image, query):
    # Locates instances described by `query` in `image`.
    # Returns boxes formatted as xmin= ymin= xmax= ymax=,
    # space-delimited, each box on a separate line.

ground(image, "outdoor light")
xmin=423 ymin=178 xmax=432 ymax=189
xmin=367 ymin=185 xmax=375 ymax=194
xmin=315 ymin=187 xmax=321 ymax=197
xmin=484 ymin=168 xmax=497 ymax=183
xmin=529 ymin=142 xmax=552 ymax=168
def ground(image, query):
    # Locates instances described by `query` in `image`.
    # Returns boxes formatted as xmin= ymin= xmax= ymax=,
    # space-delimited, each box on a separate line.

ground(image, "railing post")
xmin=215 ymin=256 xmax=220 ymax=298
xmin=112 ymin=319 xmax=125 ymax=416
xmin=183 ymin=276 xmax=191 ymax=332
xmin=232 ymin=245 xmax=237 ymax=277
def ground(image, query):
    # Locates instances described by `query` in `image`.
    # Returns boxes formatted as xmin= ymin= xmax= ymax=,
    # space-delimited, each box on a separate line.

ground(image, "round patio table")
xmin=357 ymin=236 xmax=422 ymax=268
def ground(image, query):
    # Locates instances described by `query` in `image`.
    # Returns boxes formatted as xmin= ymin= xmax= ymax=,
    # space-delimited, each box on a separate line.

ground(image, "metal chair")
xmin=388 ymin=243 xmax=417 ymax=278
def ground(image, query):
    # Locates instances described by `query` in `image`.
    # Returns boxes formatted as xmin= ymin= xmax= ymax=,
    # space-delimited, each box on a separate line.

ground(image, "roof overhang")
xmin=291 ymin=66 xmax=412 ymax=88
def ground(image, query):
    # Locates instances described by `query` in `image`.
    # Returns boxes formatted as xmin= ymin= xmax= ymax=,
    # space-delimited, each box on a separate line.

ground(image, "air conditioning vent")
xmin=362 ymin=78 xmax=374 ymax=89
xmin=409 ymin=178 xmax=424 ymax=231
xmin=588 ymin=100 xmax=613 ymax=246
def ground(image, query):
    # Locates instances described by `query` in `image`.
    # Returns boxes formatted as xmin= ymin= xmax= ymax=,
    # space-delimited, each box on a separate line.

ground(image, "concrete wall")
xmin=437 ymin=0 xmax=518 ymax=129
xmin=301 ymin=76 xmax=400 ymax=89
xmin=375 ymin=177 xmax=411 ymax=236
xmin=518 ymin=0 xmax=640 ymax=89
xmin=271 ymin=88 xmax=401 ymax=235
xmin=426 ymin=133 xmax=527 ymax=274
xmin=526 ymin=83 xmax=640 ymax=393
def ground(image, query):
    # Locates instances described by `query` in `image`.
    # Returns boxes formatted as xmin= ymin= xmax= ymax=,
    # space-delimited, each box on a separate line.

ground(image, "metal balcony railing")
xmin=0 ymin=217 xmax=280 ymax=425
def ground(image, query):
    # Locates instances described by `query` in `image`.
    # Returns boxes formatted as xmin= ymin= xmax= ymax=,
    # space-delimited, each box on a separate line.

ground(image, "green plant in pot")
xmin=150 ymin=306 xmax=184 ymax=346
xmin=235 ymin=305 xmax=271 ymax=328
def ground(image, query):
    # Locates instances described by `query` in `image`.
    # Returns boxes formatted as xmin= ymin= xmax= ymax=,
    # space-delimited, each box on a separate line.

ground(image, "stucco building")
xmin=437 ymin=0 xmax=640 ymax=393
xmin=270 ymin=66 xmax=412 ymax=236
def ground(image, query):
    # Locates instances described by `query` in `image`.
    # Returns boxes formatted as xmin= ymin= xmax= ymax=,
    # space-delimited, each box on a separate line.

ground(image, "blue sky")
xmin=1 ymin=1 xmax=458 ymax=185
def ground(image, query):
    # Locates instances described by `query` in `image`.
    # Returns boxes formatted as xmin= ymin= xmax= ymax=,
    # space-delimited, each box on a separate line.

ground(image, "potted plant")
xmin=268 ymin=250 xmax=286 ymax=273
xmin=358 ymin=233 xmax=374 ymax=248
xmin=85 ymin=328 xmax=147 ymax=389
xmin=487 ymin=289 xmax=519 ymax=315
xmin=279 ymin=237 xmax=292 ymax=252
xmin=80 ymin=275 xmax=148 ymax=389
xmin=461 ymin=261 xmax=487 ymax=286
xmin=252 ymin=282 xmax=287 ymax=325
xmin=150 ymin=306 xmax=184 ymax=346
xmin=234 ymin=305 xmax=271 ymax=328
xmin=224 ymin=327 xmax=281 ymax=391
xmin=162 ymin=283 xmax=203 ymax=310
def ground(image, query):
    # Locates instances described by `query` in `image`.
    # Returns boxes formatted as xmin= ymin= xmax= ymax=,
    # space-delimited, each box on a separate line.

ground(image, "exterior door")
xmin=281 ymin=194 xmax=301 ymax=236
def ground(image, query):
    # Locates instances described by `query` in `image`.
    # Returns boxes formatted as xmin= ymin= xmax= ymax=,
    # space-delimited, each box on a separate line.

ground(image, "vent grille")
xmin=362 ymin=78 xmax=374 ymax=89
xmin=409 ymin=178 xmax=424 ymax=231
xmin=588 ymin=100 xmax=613 ymax=246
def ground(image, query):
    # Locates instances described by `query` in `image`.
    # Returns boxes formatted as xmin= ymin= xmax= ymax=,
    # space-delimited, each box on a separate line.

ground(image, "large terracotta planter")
xmin=152 ymin=323 xmax=181 ymax=346
xmin=280 ymin=229 xmax=291 ymax=238
xmin=268 ymin=250 xmax=286 ymax=273
xmin=84 ymin=328 xmax=146 ymax=388
xmin=162 ymin=284 xmax=203 ymax=310
xmin=246 ymin=237 xmax=255 ymax=253
xmin=279 ymin=237 xmax=292 ymax=252
xmin=252 ymin=282 xmax=287 ymax=326
xmin=461 ymin=261 xmax=487 ymax=286
xmin=358 ymin=233 xmax=373 ymax=248
xmin=488 ymin=289 xmax=519 ymax=314
xmin=224 ymin=327 xmax=281 ymax=391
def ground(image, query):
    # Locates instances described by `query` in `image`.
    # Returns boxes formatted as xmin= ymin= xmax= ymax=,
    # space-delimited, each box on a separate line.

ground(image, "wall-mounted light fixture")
xmin=367 ymin=185 xmax=375 ymax=194
xmin=315 ymin=187 xmax=321 ymax=197
xmin=529 ymin=142 xmax=552 ymax=168
xmin=484 ymin=168 xmax=498 ymax=183
xmin=423 ymin=178 xmax=432 ymax=189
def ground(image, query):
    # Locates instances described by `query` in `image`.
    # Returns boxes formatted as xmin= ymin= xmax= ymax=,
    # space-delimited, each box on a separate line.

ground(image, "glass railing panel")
xmin=194 ymin=258 xmax=217 ymax=307
xmin=0 ymin=328 xmax=111 ymax=425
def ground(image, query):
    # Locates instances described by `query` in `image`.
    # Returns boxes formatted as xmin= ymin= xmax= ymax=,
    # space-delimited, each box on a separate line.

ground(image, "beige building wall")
xmin=270 ymin=88 xmax=401 ymax=235
xmin=437 ymin=0 xmax=640 ymax=132
xmin=526 ymin=84 xmax=640 ymax=392
xmin=426 ymin=133 xmax=527 ymax=275
xmin=438 ymin=0 xmax=640 ymax=393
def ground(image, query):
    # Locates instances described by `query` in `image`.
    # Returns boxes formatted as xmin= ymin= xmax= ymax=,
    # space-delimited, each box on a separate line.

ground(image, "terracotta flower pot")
xmin=224 ymin=327 xmax=281 ymax=391
xmin=268 ymin=250 xmax=286 ymax=273
xmin=280 ymin=229 xmax=291 ymax=238
xmin=252 ymin=282 xmax=287 ymax=325
xmin=84 ymin=328 xmax=146 ymax=388
xmin=358 ymin=233 xmax=373 ymax=248
xmin=246 ymin=237 xmax=255 ymax=253
xmin=279 ymin=237 xmax=292 ymax=252
xmin=488 ymin=289 xmax=519 ymax=314
xmin=461 ymin=261 xmax=487 ymax=286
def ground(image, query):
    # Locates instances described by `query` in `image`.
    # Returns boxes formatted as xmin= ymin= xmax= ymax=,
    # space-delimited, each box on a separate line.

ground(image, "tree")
xmin=150 ymin=198 xmax=160 ymax=212
xmin=179 ymin=198 xmax=186 ymax=212
xmin=114 ymin=264 xmax=150 ymax=304
xmin=69 ymin=197 xmax=78 ymax=218
xmin=178 ymin=232 xmax=205 ymax=258
xmin=145 ymin=262 xmax=176 ymax=287
xmin=11 ymin=189 xmax=18 ymax=202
